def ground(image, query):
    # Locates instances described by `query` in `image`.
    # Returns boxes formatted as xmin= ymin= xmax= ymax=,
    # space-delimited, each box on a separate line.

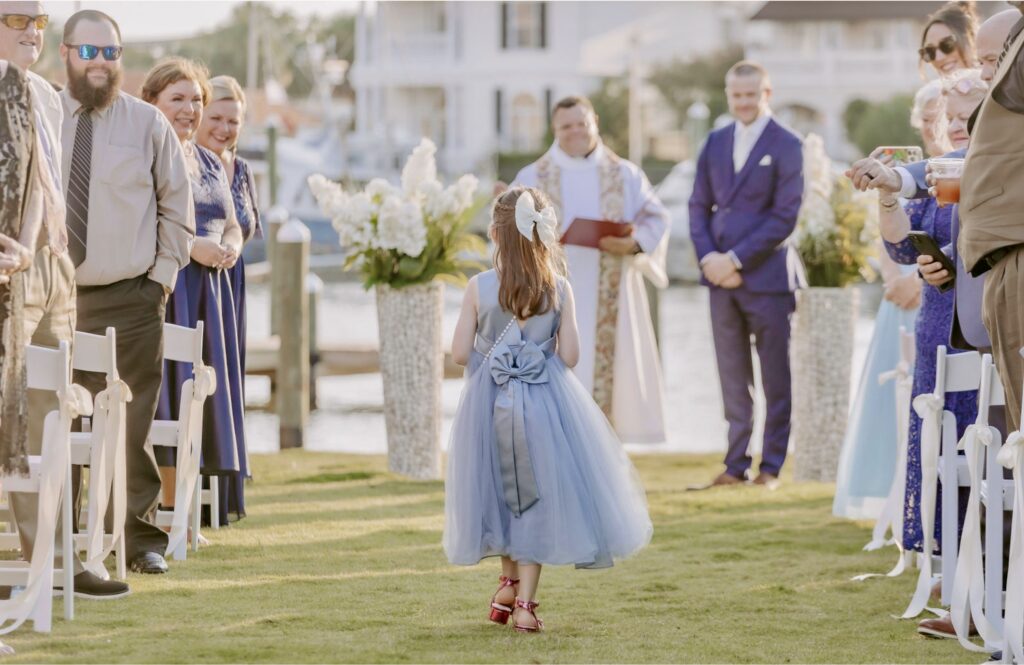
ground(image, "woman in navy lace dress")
xmin=196 ymin=75 xmax=260 ymax=524
xmin=879 ymin=71 xmax=988 ymax=553
xmin=143 ymin=59 xmax=246 ymax=519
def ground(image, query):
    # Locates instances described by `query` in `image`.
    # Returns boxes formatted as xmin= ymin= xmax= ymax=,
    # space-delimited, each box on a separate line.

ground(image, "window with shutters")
xmin=501 ymin=2 xmax=546 ymax=50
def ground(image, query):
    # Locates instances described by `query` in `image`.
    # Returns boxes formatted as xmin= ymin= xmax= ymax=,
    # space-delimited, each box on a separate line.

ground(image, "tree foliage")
xmin=844 ymin=95 xmax=919 ymax=157
xmin=648 ymin=47 xmax=744 ymax=127
xmin=589 ymin=77 xmax=630 ymax=156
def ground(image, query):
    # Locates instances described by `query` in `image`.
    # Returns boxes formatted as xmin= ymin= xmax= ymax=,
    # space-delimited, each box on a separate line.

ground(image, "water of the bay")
xmin=244 ymin=281 xmax=878 ymax=457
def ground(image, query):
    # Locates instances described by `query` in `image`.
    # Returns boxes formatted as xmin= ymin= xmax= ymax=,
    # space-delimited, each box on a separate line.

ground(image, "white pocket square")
xmin=759 ymin=154 xmax=772 ymax=167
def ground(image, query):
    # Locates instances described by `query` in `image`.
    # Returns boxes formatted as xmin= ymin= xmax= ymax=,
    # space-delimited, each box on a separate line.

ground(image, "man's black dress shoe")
xmin=55 ymin=571 xmax=131 ymax=599
xmin=129 ymin=551 xmax=168 ymax=574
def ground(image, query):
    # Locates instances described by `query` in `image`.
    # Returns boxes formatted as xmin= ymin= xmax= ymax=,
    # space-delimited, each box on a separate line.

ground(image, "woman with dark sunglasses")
xmin=142 ymin=58 xmax=246 ymax=539
xmin=919 ymin=1 xmax=979 ymax=78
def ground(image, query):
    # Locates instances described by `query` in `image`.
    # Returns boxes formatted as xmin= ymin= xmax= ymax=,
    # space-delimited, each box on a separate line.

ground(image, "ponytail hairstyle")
xmin=489 ymin=187 xmax=566 ymax=319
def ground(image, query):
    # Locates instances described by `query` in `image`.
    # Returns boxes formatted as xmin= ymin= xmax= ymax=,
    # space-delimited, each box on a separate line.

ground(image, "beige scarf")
xmin=535 ymin=145 xmax=625 ymax=419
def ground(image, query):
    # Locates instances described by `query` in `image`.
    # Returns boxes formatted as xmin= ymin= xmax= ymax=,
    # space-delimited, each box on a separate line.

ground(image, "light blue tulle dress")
xmin=833 ymin=264 xmax=919 ymax=520
xmin=443 ymin=270 xmax=653 ymax=569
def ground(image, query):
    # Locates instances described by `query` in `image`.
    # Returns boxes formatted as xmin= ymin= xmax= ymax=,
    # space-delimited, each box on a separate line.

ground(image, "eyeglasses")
xmin=919 ymin=35 xmax=958 ymax=63
xmin=65 ymin=44 xmax=123 ymax=61
xmin=0 ymin=14 xmax=49 ymax=31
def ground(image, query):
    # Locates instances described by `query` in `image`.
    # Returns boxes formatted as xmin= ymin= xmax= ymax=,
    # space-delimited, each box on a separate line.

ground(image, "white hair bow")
xmin=515 ymin=191 xmax=558 ymax=247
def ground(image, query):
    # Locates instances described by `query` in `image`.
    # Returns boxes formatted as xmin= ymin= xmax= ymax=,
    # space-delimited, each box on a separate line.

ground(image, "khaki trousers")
xmin=983 ymin=246 xmax=1024 ymax=433
xmin=10 ymin=246 xmax=83 ymax=573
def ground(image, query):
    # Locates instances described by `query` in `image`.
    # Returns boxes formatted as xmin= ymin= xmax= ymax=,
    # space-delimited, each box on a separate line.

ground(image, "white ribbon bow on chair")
xmin=82 ymin=378 xmax=132 ymax=579
xmin=948 ymin=423 xmax=1001 ymax=652
xmin=514 ymin=191 xmax=558 ymax=247
xmin=0 ymin=383 xmax=91 ymax=634
xmin=899 ymin=393 xmax=944 ymax=619
xmin=998 ymin=431 xmax=1024 ymax=663
xmin=165 ymin=366 xmax=217 ymax=558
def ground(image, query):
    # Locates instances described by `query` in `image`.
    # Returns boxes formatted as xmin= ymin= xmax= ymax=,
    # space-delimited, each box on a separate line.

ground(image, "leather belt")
xmin=971 ymin=244 xmax=1024 ymax=277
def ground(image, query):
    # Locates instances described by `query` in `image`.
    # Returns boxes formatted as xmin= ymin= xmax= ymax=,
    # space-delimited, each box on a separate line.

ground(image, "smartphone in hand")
xmin=906 ymin=230 xmax=955 ymax=293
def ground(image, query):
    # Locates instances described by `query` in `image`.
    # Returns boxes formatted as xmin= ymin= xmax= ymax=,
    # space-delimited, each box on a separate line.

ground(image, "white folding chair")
xmin=68 ymin=328 xmax=130 ymax=580
xmin=995 ymin=347 xmax=1024 ymax=664
xmin=948 ymin=353 xmax=1003 ymax=652
xmin=0 ymin=342 xmax=86 ymax=631
xmin=903 ymin=347 xmax=979 ymax=619
xmin=150 ymin=322 xmax=216 ymax=561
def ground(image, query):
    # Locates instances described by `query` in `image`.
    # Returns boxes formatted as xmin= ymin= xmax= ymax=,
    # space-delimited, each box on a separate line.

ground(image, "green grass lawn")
xmin=6 ymin=451 xmax=977 ymax=663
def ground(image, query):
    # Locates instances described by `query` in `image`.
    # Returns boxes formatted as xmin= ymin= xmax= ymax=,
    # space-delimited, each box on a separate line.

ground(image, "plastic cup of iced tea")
xmin=929 ymin=158 xmax=964 ymax=207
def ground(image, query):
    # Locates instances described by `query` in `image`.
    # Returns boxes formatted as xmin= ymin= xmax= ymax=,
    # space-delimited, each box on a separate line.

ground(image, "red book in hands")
xmin=560 ymin=217 xmax=634 ymax=249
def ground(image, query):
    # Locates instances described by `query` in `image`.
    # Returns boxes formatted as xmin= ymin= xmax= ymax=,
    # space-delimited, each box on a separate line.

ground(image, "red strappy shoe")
xmin=489 ymin=575 xmax=519 ymax=624
xmin=512 ymin=598 xmax=543 ymax=633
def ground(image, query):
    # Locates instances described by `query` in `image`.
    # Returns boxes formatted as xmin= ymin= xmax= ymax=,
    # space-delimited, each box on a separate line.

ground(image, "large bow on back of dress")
xmin=486 ymin=322 xmax=555 ymax=517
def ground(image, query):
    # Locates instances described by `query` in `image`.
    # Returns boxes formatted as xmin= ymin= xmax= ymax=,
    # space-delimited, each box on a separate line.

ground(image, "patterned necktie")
xmin=66 ymin=108 xmax=92 ymax=266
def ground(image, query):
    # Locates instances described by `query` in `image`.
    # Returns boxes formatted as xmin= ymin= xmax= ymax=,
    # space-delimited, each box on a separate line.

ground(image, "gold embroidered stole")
xmin=536 ymin=148 xmax=625 ymax=419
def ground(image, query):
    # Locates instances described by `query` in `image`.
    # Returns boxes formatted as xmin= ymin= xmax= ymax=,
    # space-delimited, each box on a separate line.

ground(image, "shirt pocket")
xmin=99 ymin=145 xmax=151 ymax=188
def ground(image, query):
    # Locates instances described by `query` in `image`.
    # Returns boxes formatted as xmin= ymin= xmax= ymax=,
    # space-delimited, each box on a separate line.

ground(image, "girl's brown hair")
xmin=920 ymin=1 xmax=979 ymax=75
xmin=490 ymin=187 xmax=566 ymax=320
xmin=140 ymin=57 xmax=212 ymax=105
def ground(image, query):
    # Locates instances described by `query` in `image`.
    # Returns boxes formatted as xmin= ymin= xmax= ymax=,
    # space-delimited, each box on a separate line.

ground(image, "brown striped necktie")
xmin=66 ymin=108 xmax=92 ymax=266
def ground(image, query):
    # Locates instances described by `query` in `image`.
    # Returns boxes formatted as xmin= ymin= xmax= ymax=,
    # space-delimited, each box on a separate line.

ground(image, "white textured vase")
xmin=376 ymin=282 xmax=444 ymax=480
xmin=792 ymin=287 xmax=859 ymax=483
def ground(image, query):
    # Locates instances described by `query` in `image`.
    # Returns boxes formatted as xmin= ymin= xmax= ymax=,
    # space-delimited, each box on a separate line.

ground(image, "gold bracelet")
xmin=879 ymin=197 xmax=900 ymax=211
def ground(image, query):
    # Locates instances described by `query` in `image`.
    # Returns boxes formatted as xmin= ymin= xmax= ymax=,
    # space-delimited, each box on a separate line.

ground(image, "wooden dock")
xmin=246 ymin=336 xmax=465 ymax=380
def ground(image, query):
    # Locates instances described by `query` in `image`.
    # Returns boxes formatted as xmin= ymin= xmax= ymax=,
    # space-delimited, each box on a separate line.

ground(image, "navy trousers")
xmin=708 ymin=287 xmax=795 ymax=478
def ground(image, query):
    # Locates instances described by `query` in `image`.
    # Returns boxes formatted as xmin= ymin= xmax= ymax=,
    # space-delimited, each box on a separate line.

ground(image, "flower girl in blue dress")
xmin=444 ymin=187 xmax=653 ymax=632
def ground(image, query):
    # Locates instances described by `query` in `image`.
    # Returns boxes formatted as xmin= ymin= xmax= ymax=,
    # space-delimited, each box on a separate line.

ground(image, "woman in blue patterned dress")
xmin=878 ymin=70 xmax=988 ymax=554
xmin=833 ymin=81 xmax=950 ymax=520
xmin=143 ymin=59 xmax=246 ymax=520
xmin=196 ymin=75 xmax=260 ymax=524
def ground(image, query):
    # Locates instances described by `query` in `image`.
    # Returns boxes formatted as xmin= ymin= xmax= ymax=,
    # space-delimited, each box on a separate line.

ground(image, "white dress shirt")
xmin=733 ymin=110 xmax=772 ymax=173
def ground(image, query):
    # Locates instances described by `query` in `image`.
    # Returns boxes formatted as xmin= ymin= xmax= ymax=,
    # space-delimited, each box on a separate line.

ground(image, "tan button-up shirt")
xmin=59 ymin=88 xmax=194 ymax=289
xmin=27 ymin=70 xmax=66 ymax=254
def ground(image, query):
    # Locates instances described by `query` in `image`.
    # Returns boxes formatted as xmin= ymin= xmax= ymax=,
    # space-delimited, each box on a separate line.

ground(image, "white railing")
xmin=388 ymin=32 xmax=449 ymax=61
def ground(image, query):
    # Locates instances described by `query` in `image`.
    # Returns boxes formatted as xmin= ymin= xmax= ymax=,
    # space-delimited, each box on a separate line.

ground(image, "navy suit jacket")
xmin=689 ymin=118 xmax=806 ymax=294
xmin=903 ymin=149 xmax=990 ymax=350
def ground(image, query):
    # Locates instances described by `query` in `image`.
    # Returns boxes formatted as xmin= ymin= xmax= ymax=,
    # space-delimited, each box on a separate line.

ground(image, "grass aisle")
xmin=10 ymin=451 xmax=972 ymax=663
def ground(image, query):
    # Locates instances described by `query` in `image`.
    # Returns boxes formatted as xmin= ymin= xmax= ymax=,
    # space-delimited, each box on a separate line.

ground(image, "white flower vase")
xmin=375 ymin=281 xmax=444 ymax=480
xmin=791 ymin=287 xmax=859 ymax=482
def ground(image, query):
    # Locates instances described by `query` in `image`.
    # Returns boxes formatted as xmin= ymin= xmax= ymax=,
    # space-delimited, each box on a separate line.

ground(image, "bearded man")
xmin=58 ymin=9 xmax=193 ymax=575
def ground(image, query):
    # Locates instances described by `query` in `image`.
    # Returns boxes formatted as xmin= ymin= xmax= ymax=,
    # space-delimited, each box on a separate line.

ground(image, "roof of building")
xmin=750 ymin=1 xmax=1001 ymax=22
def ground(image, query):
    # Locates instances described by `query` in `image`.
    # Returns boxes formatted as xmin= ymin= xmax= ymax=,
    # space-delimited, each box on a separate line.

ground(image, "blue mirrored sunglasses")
xmin=65 ymin=43 xmax=123 ymax=61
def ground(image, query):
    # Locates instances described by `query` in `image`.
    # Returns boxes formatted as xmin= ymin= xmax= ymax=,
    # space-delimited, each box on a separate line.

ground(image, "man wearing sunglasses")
xmin=0 ymin=0 xmax=135 ymax=602
xmin=58 ymin=9 xmax=194 ymax=577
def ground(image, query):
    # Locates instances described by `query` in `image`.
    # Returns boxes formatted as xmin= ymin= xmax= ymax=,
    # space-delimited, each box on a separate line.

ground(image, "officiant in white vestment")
xmin=513 ymin=95 xmax=671 ymax=443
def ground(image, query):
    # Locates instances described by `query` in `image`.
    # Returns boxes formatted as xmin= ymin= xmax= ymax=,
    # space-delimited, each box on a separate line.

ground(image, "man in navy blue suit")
xmin=689 ymin=60 xmax=805 ymax=488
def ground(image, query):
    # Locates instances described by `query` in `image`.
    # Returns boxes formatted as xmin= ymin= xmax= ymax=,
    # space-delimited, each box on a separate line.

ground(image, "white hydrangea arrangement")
xmin=794 ymin=134 xmax=878 ymax=287
xmin=308 ymin=138 xmax=486 ymax=288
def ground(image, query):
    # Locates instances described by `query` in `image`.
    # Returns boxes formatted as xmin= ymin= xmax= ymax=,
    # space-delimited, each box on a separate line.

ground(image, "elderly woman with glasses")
xmin=194 ymin=75 xmax=258 ymax=525
xmin=877 ymin=69 xmax=988 ymax=559
xmin=142 ymin=58 xmax=246 ymax=527
xmin=833 ymin=80 xmax=956 ymax=522
xmin=919 ymin=1 xmax=979 ymax=78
